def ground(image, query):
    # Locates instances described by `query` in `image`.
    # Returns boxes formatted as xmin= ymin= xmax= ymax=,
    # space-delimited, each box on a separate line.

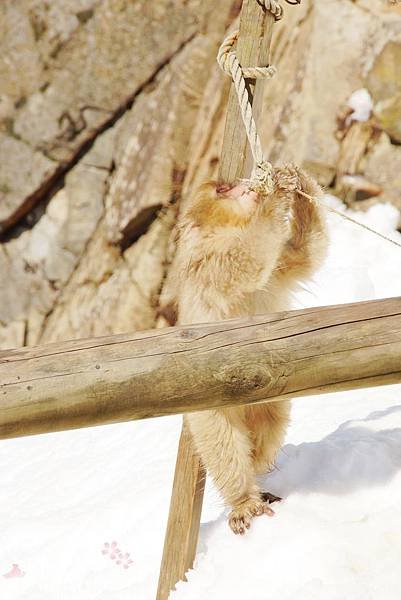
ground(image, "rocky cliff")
xmin=1 ymin=0 xmax=400 ymax=349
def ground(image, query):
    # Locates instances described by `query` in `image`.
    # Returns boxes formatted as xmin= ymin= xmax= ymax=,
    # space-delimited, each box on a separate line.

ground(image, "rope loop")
xmin=257 ymin=0 xmax=283 ymax=21
xmin=217 ymin=31 xmax=277 ymax=80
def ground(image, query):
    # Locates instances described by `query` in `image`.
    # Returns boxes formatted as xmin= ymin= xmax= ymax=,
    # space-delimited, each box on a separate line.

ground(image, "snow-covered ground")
xmin=1 ymin=198 xmax=401 ymax=600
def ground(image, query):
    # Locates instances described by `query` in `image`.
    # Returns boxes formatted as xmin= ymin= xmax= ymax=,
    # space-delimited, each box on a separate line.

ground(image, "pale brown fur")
xmin=173 ymin=166 xmax=328 ymax=534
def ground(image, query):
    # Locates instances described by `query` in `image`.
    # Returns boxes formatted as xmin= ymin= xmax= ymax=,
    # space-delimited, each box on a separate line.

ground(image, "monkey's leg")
xmin=186 ymin=408 xmax=274 ymax=535
xmin=247 ymin=402 xmax=290 ymax=476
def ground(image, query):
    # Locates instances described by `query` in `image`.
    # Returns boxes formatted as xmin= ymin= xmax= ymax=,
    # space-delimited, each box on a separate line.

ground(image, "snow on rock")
xmin=346 ymin=88 xmax=373 ymax=123
xmin=0 ymin=199 xmax=401 ymax=600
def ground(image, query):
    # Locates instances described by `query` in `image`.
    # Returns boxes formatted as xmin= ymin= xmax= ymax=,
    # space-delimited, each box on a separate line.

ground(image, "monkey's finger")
xmin=263 ymin=504 xmax=275 ymax=517
xmin=229 ymin=517 xmax=242 ymax=535
xmin=235 ymin=520 xmax=245 ymax=535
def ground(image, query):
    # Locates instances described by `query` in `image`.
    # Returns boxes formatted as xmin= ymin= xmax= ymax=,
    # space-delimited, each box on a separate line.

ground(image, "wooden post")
xmin=157 ymin=2 xmax=279 ymax=597
xmin=156 ymin=424 xmax=205 ymax=600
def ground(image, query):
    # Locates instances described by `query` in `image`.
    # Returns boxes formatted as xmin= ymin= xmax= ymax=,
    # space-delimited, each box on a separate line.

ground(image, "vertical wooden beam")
xmin=156 ymin=423 xmax=205 ymax=600
xmin=219 ymin=1 xmax=275 ymax=181
xmin=157 ymin=2 xmax=275 ymax=598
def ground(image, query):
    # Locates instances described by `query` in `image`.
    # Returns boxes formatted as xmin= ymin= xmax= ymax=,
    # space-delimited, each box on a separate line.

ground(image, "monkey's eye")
xmin=216 ymin=183 xmax=233 ymax=195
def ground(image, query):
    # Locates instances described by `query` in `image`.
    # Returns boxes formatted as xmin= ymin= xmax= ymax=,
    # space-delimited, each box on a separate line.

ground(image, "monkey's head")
xmin=184 ymin=180 xmax=271 ymax=230
xmin=182 ymin=179 xmax=293 ymax=236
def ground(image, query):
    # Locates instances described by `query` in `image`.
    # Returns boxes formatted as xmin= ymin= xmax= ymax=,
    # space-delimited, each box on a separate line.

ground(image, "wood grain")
xmin=1 ymin=297 xmax=401 ymax=440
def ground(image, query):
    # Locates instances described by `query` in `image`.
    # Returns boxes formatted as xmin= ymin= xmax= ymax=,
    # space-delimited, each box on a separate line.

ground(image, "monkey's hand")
xmin=228 ymin=496 xmax=274 ymax=535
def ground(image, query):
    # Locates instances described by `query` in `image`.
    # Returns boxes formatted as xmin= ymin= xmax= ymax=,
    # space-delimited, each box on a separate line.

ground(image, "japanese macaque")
xmin=172 ymin=166 xmax=328 ymax=534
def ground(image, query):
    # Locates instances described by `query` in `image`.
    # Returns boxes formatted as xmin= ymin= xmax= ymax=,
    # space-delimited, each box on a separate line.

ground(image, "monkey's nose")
xmin=216 ymin=183 xmax=234 ymax=194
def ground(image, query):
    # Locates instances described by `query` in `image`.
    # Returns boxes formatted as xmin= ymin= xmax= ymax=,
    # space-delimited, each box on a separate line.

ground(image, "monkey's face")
xmin=186 ymin=181 xmax=262 ymax=230
xmin=216 ymin=182 xmax=261 ymax=213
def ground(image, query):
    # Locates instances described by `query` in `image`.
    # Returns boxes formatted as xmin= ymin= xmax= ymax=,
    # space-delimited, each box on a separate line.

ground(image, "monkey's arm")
xmin=274 ymin=173 xmax=328 ymax=282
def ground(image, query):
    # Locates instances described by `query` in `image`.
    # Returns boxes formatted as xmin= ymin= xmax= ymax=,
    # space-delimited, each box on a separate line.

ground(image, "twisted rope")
xmin=217 ymin=30 xmax=276 ymax=189
xmin=258 ymin=0 xmax=283 ymax=20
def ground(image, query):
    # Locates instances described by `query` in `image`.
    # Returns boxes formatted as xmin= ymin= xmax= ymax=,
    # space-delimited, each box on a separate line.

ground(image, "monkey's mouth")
xmin=229 ymin=183 xmax=259 ymax=202
xmin=216 ymin=182 xmax=260 ymax=209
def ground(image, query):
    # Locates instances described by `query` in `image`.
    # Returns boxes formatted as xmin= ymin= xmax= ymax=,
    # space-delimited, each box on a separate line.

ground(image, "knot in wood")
xmin=215 ymin=364 xmax=270 ymax=396
xmin=180 ymin=329 xmax=198 ymax=340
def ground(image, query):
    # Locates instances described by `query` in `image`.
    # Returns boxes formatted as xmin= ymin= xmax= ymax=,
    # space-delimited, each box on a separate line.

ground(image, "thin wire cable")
xmin=323 ymin=203 xmax=401 ymax=250
xmin=297 ymin=190 xmax=401 ymax=250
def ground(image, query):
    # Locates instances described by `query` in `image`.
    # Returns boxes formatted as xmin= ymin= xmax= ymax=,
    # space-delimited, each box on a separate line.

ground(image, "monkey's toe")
xmin=262 ymin=503 xmax=275 ymax=517
xmin=228 ymin=498 xmax=274 ymax=535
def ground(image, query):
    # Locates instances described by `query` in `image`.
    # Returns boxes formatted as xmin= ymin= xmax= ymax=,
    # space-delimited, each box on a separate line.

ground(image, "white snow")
xmin=346 ymin=88 xmax=373 ymax=124
xmin=1 ymin=198 xmax=401 ymax=600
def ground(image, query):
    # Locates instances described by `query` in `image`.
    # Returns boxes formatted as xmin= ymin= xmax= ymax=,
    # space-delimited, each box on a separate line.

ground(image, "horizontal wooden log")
xmin=0 ymin=297 xmax=401 ymax=440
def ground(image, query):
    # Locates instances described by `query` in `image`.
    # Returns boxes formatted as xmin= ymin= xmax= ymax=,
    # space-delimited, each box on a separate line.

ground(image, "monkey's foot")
xmin=228 ymin=497 xmax=274 ymax=535
xmin=261 ymin=491 xmax=282 ymax=504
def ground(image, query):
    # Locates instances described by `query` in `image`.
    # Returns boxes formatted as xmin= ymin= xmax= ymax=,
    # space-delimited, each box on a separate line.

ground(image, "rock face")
xmin=366 ymin=41 xmax=401 ymax=143
xmin=0 ymin=0 xmax=227 ymax=234
xmin=0 ymin=0 xmax=236 ymax=348
xmin=261 ymin=0 xmax=401 ymax=195
xmin=0 ymin=130 xmax=110 ymax=347
xmin=1 ymin=0 xmax=401 ymax=350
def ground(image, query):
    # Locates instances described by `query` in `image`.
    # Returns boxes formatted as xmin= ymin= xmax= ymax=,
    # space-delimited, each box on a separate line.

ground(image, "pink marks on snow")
xmin=102 ymin=541 xmax=133 ymax=569
xmin=3 ymin=564 xmax=25 ymax=578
